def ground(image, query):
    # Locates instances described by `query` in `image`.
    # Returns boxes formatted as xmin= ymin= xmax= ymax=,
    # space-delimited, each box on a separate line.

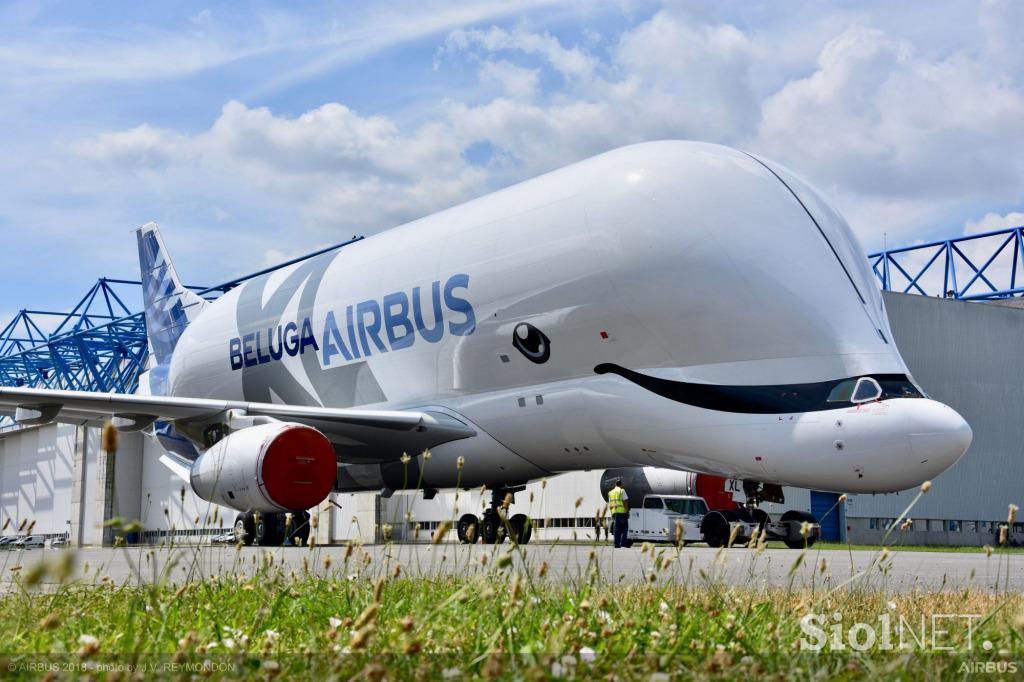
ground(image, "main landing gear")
xmin=233 ymin=510 xmax=312 ymax=546
xmin=699 ymin=481 xmax=821 ymax=549
xmin=456 ymin=487 xmax=533 ymax=545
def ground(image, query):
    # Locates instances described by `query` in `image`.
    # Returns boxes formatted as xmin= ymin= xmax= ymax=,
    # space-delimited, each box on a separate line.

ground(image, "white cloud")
xmin=69 ymin=100 xmax=488 ymax=237
xmin=479 ymin=60 xmax=540 ymax=100
xmin=6 ymin=1 xmax=1024 ymax=297
xmin=73 ymin=125 xmax=190 ymax=169
xmin=751 ymin=23 xmax=1024 ymax=244
xmin=964 ymin=211 xmax=1024 ymax=236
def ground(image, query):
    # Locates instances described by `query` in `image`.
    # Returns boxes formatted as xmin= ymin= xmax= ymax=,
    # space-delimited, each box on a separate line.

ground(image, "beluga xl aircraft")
xmin=0 ymin=141 xmax=972 ymax=547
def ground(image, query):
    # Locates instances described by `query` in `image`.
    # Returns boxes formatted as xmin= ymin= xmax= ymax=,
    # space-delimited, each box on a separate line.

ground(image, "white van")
xmin=627 ymin=494 xmax=708 ymax=545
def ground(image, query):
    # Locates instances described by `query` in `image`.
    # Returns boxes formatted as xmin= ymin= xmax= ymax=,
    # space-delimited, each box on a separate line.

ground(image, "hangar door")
xmin=810 ymin=491 xmax=843 ymax=542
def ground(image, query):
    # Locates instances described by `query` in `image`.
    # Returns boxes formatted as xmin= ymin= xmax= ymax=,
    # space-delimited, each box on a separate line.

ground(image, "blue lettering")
xmin=357 ymin=300 xmax=388 ymax=356
xmin=229 ymin=338 xmax=243 ymax=370
xmin=322 ymin=310 xmax=353 ymax=366
xmin=283 ymin=322 xmax=300 ymax=356
xmin=267 ymin=326 xmax=284 ymax=361
xmin=383 ymin=291 xmax=415 ymax=350
xmin=299 ymin=318 xmax=319 ymax=355
xmin=413 ymin=281 xmax=444 ymax=343
xmin=445 ymin=273 xmax=476 ymax=336
xmin=346 ymin=304 xmax=361 ymax=359
xmin=242 ymin=333 xmax=257 ymax=368
xmin=255 ymin=330 xmax=271 ymax=364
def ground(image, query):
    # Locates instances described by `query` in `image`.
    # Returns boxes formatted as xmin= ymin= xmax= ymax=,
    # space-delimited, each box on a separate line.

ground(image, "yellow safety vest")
xmin=608 ymin=487 xmax=626 ymax=515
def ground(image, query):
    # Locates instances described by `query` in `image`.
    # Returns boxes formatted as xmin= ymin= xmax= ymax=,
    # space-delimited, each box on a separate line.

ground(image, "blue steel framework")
xmin=869 ymin=225 xmax=1024 ymax=300
xmin=0 ymin=236 xmax=363 ymax=408
xmin=1 ymin=225 xmax=1021 ymax=402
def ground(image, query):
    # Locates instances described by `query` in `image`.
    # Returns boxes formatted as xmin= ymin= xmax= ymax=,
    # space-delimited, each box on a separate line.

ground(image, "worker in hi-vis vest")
xmin=608 ymin=478 xmax=630 ymax=548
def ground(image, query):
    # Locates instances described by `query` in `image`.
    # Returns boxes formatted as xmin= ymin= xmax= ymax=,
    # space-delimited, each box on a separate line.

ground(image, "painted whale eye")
xmin=512 ymin=322 xmax=550 ymax=364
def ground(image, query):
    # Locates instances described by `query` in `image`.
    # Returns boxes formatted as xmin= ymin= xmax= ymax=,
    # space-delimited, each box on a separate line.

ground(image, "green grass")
xmin=0 ymin=542 xmax=1022 ymax=680
xmin=2 ymin=459 xmax=1021 ymax=679
xmin=811 ymin=541 xmax=1024 ymax=554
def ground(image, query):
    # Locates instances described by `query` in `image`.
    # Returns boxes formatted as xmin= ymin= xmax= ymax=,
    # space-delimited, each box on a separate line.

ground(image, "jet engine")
xmin=599 ymin=466 xmax=737 ymax=511
xmin=190 ymin=422 xmax=336 ymax=513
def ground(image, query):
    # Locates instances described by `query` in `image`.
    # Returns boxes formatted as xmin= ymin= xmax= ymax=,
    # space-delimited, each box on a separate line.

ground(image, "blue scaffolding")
xmin=869 ymin=225 xmax=1024 ymax=300
xmin=0 ymin=236 xmax=362 ymax=402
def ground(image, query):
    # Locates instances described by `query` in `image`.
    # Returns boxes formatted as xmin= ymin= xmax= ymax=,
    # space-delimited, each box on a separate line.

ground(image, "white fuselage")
xmin=166 ymin=141 xmax=971 ymax=494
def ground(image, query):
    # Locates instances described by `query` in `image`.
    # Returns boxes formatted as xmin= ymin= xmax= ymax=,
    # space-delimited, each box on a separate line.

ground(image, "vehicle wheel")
xmin=701 ymin=511 xmax=730 ymax=548
xmin=508 ymin=514 xmax=532 ymax=544
xmin=457 ymin=514 xmax=479 ymax=544
xmin=254 ymin=512 xmax=283 ymax=546
xmin=234 ymin=513 xmax=255 ymax=545
xmin=288 ymin=511 xmax=311 ymax=546
xmin=480 ymin=513 xmax=506 ymax=544
xmin=781 ymin=510 xmax=819 ymax=549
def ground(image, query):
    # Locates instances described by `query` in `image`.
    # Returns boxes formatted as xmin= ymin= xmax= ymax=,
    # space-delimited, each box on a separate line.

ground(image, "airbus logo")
xmin=228 ymin=274 xmax=475 ymax=371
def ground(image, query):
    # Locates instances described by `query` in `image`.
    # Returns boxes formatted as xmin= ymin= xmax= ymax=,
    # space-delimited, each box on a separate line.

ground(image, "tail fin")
xmin=136 ymin=222 xmax=207 ymax=365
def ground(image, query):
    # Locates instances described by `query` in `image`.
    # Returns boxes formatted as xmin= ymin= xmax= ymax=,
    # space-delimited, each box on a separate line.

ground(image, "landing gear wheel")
xmin=234 ymin=512 xmax=255 ymax=545
xmin=781 ymin=510 xmax=819 ymax=549
xmin=508 ymin=513 xmax=532 ymax=544
xmin=701 ymin=511 xmax=730 ymax=548
xmin=288 ymin=511 xmax=311 ymax=546
xmin=457 ymin=514 xmax=479 ymax=544
xmin=480 ymin=512 xmax=506 ymax=545
xmin=254 ymin=512 xmax=283 ymax=546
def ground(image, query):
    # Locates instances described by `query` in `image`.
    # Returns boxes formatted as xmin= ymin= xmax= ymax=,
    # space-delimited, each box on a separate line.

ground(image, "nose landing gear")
xmin=454 ymin=487 xmax=533 ymax=545
xmin=699 ymin=481 xmax=822 ymax=549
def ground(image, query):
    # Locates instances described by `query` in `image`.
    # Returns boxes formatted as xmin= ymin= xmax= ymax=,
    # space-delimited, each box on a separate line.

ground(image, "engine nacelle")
xmin=190 ymin=422 xmax=336 ymax=513
xmin=600 ymin=466 xmax=737 ymax=511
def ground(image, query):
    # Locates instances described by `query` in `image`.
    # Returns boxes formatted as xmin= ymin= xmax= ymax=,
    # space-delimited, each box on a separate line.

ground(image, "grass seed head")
xmin=432 ymin=520 xmax=451 ymax=544
xmin=355 ymin=602 xmax=380 ymax=629
xmin=730 ymin=524 xmax=743 ymax=545
xmin=1010 ymin=504 xmax=1019 ymax=525
xmin=77 ymin=634 xmax=101 ymax=657
xmin=39 ymin=614 xmax=61 ymax=630
xmin=920 ymin=480 xmax=932 ymax=493
xmin=101 ymin=421 xmax=119 ymax=454
xmin=456 ymin=455 xmax=465 ymax=470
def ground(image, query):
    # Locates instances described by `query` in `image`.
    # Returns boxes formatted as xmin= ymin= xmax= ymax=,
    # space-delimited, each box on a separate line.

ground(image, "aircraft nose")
xmin=907 ymin=401 xmax=972 ymax=474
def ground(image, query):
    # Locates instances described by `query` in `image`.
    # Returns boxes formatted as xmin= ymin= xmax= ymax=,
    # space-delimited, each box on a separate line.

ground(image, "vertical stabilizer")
xmin=136 ymin=222 xmax=207 ymax=365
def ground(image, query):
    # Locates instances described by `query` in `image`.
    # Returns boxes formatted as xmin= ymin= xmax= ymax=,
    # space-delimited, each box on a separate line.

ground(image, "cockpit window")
xmin=877 ymin=377 xmax=925 ymax=399
xmin=852 ymin=377 xmax=882 ymax=403
xmin=827 ymin=379 xmax=857 ymax=403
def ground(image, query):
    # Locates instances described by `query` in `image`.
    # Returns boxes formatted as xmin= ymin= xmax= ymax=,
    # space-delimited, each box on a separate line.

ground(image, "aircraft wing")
xmin=0 ymin=387 xmax=475 ymax=463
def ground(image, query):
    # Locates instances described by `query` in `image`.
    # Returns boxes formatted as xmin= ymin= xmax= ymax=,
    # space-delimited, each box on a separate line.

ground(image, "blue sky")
xmin=1 ymin=0 xmax=1022 ymax=319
